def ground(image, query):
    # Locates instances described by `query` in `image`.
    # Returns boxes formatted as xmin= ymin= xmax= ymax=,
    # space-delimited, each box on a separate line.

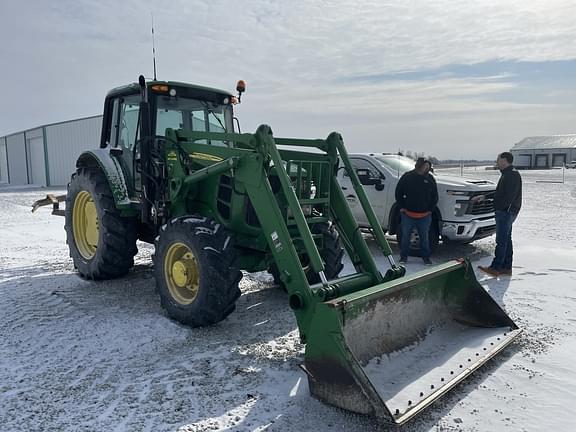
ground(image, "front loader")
xmin=32 ymin=76 xmax=520 ymax=424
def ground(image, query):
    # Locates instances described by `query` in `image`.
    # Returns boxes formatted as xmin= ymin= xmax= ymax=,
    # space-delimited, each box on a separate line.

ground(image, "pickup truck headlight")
xmin=446 ymin=190 xmax=470 ymax=196
xmin=454 ymin=200 xmax=469 ymax=217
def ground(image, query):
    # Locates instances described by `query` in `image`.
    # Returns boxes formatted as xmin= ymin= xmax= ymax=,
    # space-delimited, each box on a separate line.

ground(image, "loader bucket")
xmin=302 ymin=259 xmax=521 ymax=425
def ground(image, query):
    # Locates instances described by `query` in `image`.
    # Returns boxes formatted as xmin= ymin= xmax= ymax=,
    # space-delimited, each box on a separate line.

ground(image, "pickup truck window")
xmin=373 ymin=155 xmax=414 ymax=173
xmin=346 ymin=158 xmax=382 ymax=179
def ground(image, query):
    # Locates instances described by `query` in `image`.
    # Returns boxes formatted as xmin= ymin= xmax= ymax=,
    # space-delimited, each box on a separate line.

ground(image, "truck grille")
xmin=466 ymin=191 xmax=495 ymax=215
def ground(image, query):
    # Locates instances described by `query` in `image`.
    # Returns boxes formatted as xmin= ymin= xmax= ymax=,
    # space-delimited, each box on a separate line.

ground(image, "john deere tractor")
xmin=33 ymin=76 xmax=521 ymax=425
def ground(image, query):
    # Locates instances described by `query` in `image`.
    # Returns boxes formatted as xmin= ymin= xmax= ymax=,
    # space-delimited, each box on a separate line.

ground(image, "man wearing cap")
xmin=478 ymin=152 xmax=522 ymax=277
xmin=395 ymin=157 xmax=438 ymax=265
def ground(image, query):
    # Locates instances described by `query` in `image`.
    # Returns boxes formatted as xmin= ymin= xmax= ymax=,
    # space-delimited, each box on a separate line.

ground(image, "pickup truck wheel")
xmin=396 ymin=218 xmax=439 ymax=257
xmin=65 ymin=168 xmax=138 ymax=280
xmin=154 ymin=216 xmax=242 ymax=327
xmin=269 ymin=221 xmax=344 ymax=291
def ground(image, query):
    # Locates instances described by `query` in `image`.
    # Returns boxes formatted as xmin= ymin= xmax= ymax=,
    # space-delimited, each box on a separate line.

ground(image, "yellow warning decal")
xmin=190 ymin=152 xmax=223 ymax=162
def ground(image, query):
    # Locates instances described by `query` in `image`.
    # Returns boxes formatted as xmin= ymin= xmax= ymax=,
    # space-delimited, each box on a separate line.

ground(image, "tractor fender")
xmin=75 ymin=149 xmax=133 ymax=208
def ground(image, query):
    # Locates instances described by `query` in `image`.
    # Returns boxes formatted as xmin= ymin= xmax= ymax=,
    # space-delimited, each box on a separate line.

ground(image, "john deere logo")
xmin=167 ymin=150 xmax=178 ymax=161
xmin=190 ymin=153 xmax=223 ymax=162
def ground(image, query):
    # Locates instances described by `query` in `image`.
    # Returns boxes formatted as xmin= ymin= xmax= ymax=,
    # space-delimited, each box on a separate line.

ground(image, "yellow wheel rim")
xmin=73 ymin=191 xmax=99 ymax=259
xmin=164 ymin=242 xmax=200 ymax=305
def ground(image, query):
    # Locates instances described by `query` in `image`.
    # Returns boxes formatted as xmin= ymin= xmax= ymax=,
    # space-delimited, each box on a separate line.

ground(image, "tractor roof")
xmin=106 ymin=80 xmax=233 ymax=99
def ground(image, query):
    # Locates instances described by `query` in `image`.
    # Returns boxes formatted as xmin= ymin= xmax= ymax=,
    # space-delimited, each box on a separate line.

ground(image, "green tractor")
xmin=33 ymin=76 xmax=521 ymax=425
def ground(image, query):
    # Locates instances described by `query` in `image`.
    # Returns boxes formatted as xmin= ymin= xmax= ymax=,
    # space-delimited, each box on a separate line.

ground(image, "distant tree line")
xmin=397 ymin=150 xmax=492 ymax=166
xmin=397 ymin=150 xmax=440 ymax=166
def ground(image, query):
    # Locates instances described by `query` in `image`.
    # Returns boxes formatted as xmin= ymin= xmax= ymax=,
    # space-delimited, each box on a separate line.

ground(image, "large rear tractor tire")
xmin=269 ymin=221 xmax=344 ymax=290
xmin=153 ymin=216 xmax=242 ymax=327
xmin=65 ymin=168 xmax=138 ymax=280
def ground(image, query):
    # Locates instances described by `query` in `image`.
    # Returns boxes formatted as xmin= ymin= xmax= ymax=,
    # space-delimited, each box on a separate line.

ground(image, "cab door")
xmin=106 ymin=94 xmax=141 ymax=198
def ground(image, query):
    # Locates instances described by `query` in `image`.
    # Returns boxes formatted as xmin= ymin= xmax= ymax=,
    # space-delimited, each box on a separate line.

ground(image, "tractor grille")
xmin=466 ymin=191 xmax=495 ymax=215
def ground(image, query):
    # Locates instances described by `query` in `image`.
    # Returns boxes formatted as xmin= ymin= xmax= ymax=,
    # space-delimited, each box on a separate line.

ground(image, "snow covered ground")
xmin=1 ymin=167 xmax=576 ymax=432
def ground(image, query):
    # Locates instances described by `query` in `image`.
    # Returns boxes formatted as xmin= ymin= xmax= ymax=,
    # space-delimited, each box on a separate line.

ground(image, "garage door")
xmin=0 ymin=140 xmax=8 ymax=183
xmin=552 ymin=154 xmax=566 ymax=167
xmin=535 ymin=155 xmax=548 ymax=168
xmin=26 ymin=136 xmax=46 ymax=186
xmin=515 ymin=154 xmax=531 ymax=168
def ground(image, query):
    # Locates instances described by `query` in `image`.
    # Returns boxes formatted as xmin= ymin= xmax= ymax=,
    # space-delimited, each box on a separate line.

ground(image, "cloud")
xmin=1 ymin=0 xmax=576 ymax=158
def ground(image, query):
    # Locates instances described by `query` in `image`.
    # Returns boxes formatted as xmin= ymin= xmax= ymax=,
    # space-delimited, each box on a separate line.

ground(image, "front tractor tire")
xmin=153 ymin=217 xmax=242 ymax=327
xmin=65 ymin=168 xmax=138 ymax=280
xmin=269 ymin=221 xmax=344 ymax=290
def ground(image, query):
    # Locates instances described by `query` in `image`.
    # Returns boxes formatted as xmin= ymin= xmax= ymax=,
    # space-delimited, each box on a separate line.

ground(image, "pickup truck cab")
xmin=337 ymin=153 xmax=497 ymax=254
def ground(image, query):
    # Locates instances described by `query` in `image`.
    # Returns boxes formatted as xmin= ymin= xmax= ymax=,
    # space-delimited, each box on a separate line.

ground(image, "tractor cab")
xmin=98 ymin=80 xmax=242 ymax=200
xmin=100 ymin=81 xmax=237 ymax=148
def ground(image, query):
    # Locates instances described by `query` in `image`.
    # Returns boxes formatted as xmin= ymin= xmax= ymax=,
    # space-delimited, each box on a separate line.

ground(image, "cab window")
xmin=106 ymin=98 xmax=120 ymax=147
xmin=156 ymin=96 xmax=229 ymax=146
xmin=118 ymin=95 xmax=140 ymax=150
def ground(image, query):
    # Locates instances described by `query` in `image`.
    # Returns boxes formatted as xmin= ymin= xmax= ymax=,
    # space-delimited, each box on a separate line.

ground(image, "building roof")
xmin=1 ymin=115 xmax=103 ymax=140
xmin=511 ymin=135 xmax=576 ymax=151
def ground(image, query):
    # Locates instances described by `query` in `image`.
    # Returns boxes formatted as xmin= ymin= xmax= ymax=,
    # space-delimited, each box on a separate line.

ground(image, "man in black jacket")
xmin=395 ymin=157 xmax=438 ymax=264
xmin=479 ymin=152 xmax=522 ymax=277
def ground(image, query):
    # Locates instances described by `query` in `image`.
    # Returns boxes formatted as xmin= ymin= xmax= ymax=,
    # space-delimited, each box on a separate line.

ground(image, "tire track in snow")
xmin=0 ymin=272 xmax=192 ymax=430
xmin=0 ymin=269 xmax=279 ymax=431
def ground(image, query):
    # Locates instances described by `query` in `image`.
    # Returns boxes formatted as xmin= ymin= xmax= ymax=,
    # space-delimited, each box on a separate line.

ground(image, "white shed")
xmin=0 ymin=115 xmax=102 ymax=186
xmin=510 ymin=135 xmax=576 ymax=169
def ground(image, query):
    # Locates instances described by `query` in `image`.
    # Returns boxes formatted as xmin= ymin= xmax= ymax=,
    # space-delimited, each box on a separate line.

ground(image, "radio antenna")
xmin=151 ymin=13 xmax=157 ymax=80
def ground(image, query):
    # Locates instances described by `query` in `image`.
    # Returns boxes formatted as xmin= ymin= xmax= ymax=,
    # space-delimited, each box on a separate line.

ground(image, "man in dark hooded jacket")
xmin=479 ymin=152 xmax=522 ymax=276
xmin=395 ymin=157 xmax=438 ymax=264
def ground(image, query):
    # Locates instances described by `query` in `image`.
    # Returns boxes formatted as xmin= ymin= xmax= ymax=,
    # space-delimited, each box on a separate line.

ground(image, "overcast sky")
xmin=1 ymin=0 xmax=576 ymax=159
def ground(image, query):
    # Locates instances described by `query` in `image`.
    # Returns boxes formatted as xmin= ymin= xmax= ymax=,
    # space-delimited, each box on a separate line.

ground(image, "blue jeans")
xmin=490 ymin=210 xmax=518 ymax=271
xmin=400 ymin=213 xmax=432 ymax=258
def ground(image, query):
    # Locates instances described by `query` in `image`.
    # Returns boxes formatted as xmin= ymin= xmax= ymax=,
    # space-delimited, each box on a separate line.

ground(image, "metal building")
xmin=0 ymin=115 xmax=102 ymax=186
xmin=510 ymin=135 xmax=576 ymax=169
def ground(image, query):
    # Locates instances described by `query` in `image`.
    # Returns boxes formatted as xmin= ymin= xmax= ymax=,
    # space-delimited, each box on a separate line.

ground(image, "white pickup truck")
xmin=337 ymin=153 xmax=497 ymax=255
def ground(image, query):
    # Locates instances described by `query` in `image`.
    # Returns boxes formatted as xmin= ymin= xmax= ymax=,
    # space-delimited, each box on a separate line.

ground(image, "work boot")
xmin=399 ymin=256 xmax=407 ymax=264
xmin=499 ymin=268 xmax=512 ymax=276
xmin=478 ymin=266 xmax=500 ymax=277
xmin=422 ymin=257 xmax=432 ymax=265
